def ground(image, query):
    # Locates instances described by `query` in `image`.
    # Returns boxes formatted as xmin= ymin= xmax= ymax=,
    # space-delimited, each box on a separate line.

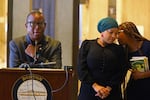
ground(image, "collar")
xmin=25 ymin=34 xmax=48 ymax=46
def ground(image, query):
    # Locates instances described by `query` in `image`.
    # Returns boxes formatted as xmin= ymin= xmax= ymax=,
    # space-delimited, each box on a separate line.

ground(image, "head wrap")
xmin=97 ymin=17 xmax=118 ymax=33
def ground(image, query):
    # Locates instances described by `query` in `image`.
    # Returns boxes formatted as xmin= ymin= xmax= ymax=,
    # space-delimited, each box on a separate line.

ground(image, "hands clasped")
xmin=92 ymin=83 xmax=112 ymax=99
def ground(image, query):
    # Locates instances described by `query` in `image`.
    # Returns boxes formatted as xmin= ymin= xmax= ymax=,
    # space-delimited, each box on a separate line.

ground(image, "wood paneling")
xmin=119 ymin=0 xmax=150 ymax=39
xmin=0 ymin=0 xmax=7 ymax=67
xmin=0 ymin=68 xmax=74 ymax=100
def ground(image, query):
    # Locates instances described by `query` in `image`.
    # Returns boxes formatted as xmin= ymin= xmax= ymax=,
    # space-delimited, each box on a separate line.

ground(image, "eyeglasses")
xmin=118 ymin=30 xmax=124 ymax=33
xmin=27 ymin=21 xmax=46 ymax=27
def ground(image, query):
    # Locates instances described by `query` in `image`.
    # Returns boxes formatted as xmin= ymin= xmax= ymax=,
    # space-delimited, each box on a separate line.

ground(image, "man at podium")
xmin=9 ymin=10 xmax=62 ymax=69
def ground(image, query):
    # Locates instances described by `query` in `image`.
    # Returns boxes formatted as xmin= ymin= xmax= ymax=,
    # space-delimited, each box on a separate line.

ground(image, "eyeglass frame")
xmin=26 ymin=21 xmax=46 ymax=28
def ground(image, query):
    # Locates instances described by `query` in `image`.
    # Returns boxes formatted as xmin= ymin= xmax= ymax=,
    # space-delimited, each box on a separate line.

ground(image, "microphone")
xmin=35 ymin=62 xmax=56 ymax=66
xmin=19 ymin=63 xmax=30 ymax=70
xmin=29 ymin=62 xmax=56 ymax=68
xmin=33 ymin=40 xmax=38 ymax=64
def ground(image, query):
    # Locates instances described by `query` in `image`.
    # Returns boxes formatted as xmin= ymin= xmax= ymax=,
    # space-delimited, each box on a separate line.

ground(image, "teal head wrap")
xmin=97 ymin=17 xmax=118 ymax=33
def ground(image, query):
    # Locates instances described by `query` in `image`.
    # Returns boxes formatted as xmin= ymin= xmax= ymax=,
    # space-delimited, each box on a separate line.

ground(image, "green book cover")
xmin=130 ymin=56 xmax=149 ymax=72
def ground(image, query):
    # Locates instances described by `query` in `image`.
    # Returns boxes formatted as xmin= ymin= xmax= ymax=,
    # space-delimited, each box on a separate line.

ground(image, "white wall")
xmin=55 ymin=0 xmax=73 ymax=68
xmin=80 ymin=0 xmax=108 ymax=41
xmin=12 ymin=0 xmax=30 ymax=39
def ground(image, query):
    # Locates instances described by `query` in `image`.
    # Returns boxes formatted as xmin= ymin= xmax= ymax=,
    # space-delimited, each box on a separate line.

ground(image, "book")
xmin=130 ymin=56 xmax=149 ymax=72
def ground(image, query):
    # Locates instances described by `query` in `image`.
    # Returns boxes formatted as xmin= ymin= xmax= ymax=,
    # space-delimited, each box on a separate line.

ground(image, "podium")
xmin=0 ymin=68 xmax=74 ymax=100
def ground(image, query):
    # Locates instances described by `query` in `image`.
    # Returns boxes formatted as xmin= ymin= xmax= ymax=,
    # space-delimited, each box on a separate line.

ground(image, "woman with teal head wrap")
xmin=78 ymin=17 xmax=127 ymax=100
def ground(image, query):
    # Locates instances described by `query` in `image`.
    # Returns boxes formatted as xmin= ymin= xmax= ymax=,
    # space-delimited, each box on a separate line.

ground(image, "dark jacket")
xmin=9 ymin=34 xmax=62 ymax=69
xmin=77 ymin=39 xmax=127 ymax=100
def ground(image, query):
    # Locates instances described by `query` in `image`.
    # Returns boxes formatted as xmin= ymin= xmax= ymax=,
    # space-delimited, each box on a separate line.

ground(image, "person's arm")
xmin=77 ymin=40 xmax=94 ymax=84
xmin=41 ymin=42 xmax=62 ymax=69
xmin=49 ymin=42 xmax=62 ymax=68
xmin=9 ymin=40 xmax=22 ymax=68
xmin=132 ymin=42 xmax=150 ymax=80
xmin=106 ymin=45 xmax=128 ymax=87
xmin=24 ymin=38 xmax=62 ymax=69
xmin=37 ymin=41 xmax=62 ymax=69
xmin=132 ymin=70 xmax=150 ymax=80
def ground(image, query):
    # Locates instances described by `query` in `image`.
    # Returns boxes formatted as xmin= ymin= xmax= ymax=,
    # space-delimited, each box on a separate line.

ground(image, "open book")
xmin=130 ymin=56 xmax=149 ymax=72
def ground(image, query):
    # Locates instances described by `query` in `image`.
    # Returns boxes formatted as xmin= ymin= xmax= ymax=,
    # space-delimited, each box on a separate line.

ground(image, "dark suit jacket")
xmin=9 ymin=34 xmax=62 ymax=69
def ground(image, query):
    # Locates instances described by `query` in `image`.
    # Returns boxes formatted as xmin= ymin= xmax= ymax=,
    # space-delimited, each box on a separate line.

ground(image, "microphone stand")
xmin=33 ymin=40 xmax=38 ymax=64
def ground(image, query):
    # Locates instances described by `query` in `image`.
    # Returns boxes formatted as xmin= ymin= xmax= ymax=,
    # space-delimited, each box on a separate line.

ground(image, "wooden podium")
xmin=0 ymin=68 xmax=74 ymax=100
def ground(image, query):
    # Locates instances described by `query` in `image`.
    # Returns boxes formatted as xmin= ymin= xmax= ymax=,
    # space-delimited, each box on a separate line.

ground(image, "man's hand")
xmin=25 ymin=44 xmax=36 ymax=58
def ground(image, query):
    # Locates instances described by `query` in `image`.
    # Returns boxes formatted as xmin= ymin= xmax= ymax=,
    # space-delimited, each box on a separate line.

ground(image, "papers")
xmin=130 ymin=56 xmax=149 ymax=72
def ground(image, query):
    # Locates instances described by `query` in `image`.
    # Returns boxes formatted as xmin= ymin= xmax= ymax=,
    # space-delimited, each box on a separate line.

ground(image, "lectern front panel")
xmin=0 ymin=68 xmax=73 ymax=100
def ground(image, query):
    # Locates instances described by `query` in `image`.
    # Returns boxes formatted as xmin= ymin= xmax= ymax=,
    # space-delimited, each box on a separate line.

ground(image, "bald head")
xmin=26 ymin=10 xmax=45 ymax=23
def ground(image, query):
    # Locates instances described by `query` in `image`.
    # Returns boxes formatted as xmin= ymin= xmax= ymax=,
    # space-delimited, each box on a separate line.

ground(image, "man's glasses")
xmin=27 ymin=21 xmax=46 ymax=27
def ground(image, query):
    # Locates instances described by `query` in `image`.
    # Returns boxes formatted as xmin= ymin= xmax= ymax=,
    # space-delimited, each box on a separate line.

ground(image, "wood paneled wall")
xmin=118 ymin=0 xmax=150 ymax=39
xmin=0 ymin=0 xmax=7 ymax=67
